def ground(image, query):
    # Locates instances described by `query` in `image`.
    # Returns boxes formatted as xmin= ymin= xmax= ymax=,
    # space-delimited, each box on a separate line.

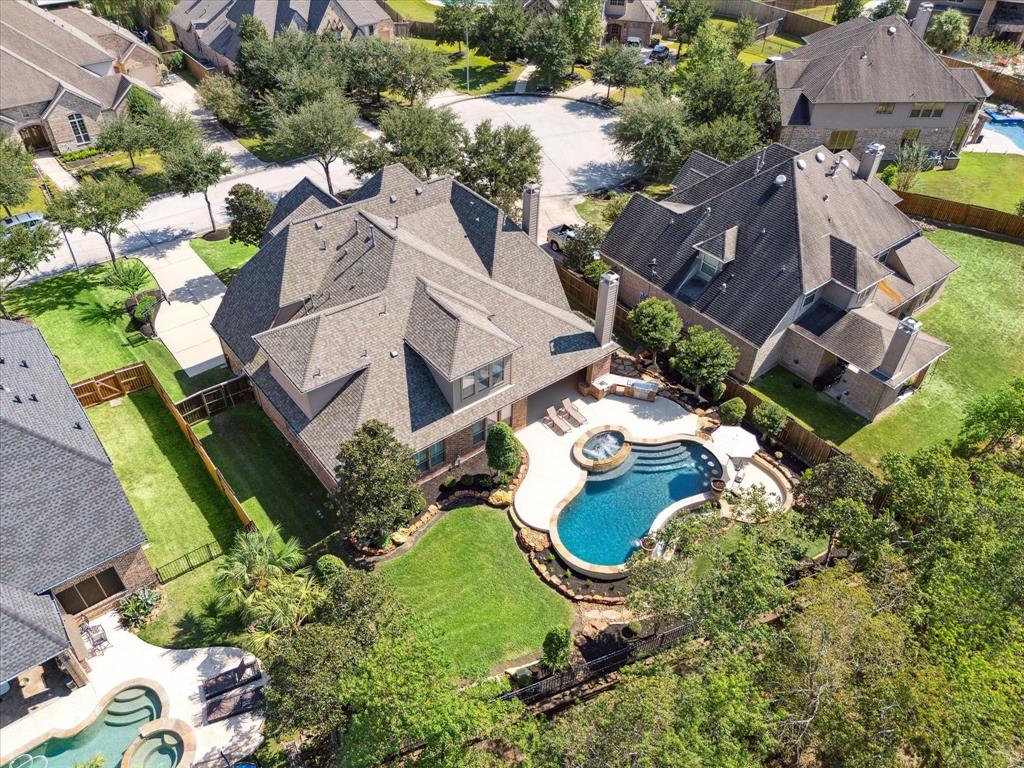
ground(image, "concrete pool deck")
xmin=0 ymin=612 xmax=263 ymax=766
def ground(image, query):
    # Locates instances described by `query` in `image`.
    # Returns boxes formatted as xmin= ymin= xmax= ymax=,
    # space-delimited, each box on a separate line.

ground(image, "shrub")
xmin=719 ymin=397 xmax=747 ymax=425
xmin=878 ymin=163 xmax=897 ymax=188
xmin=226 ymin=183 xmax=272 ymax=246
xmin=583 ymin=258 xmax=612 ymax=287
xmin=134 ymin=294 xmax=157 ymax=322
xmin=751 ymin=401 xmax=788 ymax=439
xmin=440 ymin=475 xmax=456 ymax=489
xmin=58 ymin=148 xmax=104 ymax=162
xmin=626 ymin=620 xmax=641 ymax=635
xmin=480 ymin=475 xmax=493 ymax=489
xmin=541 ymin=627 xmax=573 ymax=671
xmin=315 ymin=554 xmax=347 ymax=581
xmin=117 ymin=586 xmax=161 ymax=629
xmin=709 ymin=380 xmax=727 ymax=403
xmin=628 ymin=298 xmax=682 ymax=356
xmin=105 ymin=259 xmax=150 ymax=298
xmin=486 ymin=422 xmax=521 ymax=474
xmin=489 ymin=489 xmax=514 ymax=507
xmin=460 ymin=474 xmax=475 ymax=487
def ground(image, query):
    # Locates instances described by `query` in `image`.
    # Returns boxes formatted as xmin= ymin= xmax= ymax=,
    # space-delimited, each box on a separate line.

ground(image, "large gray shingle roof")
xmin=0 ymin=584 xmax=69 ymax=683
xmin=602 ymin=144 xmax=929 ymax=346
xmin=213 ymin=167 xmax=614 ymax=472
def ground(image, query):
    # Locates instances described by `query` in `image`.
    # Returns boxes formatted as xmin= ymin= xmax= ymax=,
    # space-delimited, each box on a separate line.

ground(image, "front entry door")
xmin=19 ymin=124 xmax=49 ymax=151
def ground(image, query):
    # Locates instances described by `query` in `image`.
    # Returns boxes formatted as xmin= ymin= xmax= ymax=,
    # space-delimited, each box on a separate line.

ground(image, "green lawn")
xmin=237 ymin=133 xmax=305 ymax=164
xmin=388 ymin=0 xmax=437 ymax=22
xmin=408 ymin=37 xmax=524 ymax=94
xmin=77 ymin=150 xmax=170 ymax=197
xmin=795 ymin=3 xmax=837 ymax=22
xmin=378 ymin=505 xmax=574 ymax=679
xmin=6 ymin=261 xmax=231 ymax=401
xmin=192 ymin=404 xmax=332 ymax=546
xmin=909 ymin=153 xmax=1024 ymax=213
xmin=575 ymin=183 xmax=674 ymax=230
xmin=9 ymin=169 xmax=52 ymax=216
xmin=750 ymin=229 xmax=1024 ymax=469
xmin=189 ymin=237 xmax=257 ymax=284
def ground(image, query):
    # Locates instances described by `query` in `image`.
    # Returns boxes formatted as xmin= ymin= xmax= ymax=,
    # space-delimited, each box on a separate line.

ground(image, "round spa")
xmin=572 ymin=428 xmax=632 ymax=472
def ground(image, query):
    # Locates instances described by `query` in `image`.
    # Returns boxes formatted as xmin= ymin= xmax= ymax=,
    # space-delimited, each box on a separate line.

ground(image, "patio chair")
xmin=203 ymin=658 xmax=262 ymax=700
xmin=205 ymin=686 xmax=264 ymax=724
xmin=544 ymin=405 xmax=572 ymax=435
xmin=561 ymin=398 xmax=587 ymax=426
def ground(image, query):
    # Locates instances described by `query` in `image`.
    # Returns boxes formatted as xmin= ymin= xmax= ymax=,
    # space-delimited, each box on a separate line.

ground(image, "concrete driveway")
xmin=434 ymin=94 xmax=635 ymax=195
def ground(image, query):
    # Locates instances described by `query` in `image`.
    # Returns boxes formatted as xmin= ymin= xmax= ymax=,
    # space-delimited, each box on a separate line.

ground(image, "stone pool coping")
xmin=120 ymin=717 xmax=195 ymax=768
xmin=547 ymin=432 xmax=731 ymax=580
xmin=0 ymin=679 xmax=170 ymax=764
xmin=571 ymin=425 xmax=633 ymax=472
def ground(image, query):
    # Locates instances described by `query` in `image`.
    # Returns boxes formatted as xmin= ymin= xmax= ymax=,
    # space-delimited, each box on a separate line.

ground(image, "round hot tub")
xmin=582 ymin=430 xmax=624 ymax=460
xmin=572 ymin=427 xmax=632 ymax=472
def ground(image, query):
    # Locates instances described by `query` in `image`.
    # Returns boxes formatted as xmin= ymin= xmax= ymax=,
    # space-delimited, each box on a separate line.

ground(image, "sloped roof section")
xmin=671 ymin=151 xmax=728 ymax=191
xmin=828 ymin=235 xmax=892 ymax=291
xmin=0 ymin=585 xmax=69 ymax=683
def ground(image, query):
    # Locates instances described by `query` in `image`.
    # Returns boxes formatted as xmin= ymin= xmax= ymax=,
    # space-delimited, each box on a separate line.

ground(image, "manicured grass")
xmin=6 ymin=261 xmax=231 ymax=401
xmin=88 ymin=389 xmax=243 ymax=565
xmin=9 ymin=169 xmax=51 ymax=216
xmin=388 ymin=0 xmax=438 ymax=22
xmin=749 ymin=367 xmax=867 ymax=444
xmin=795 ymin=3 xmax=836 ymax=22
xmin=378 ymin=504 xmax=574 ymax=679
xmin=408 ymin=37 xmax=524 ymax=94
xmin=575 ymin=183 xmax=674 ymax=230
xmin=910 ymin=153 xmax=1024 ymax=213
xmin=236 ymin=133 xmax=304 ymax=164
xmin=189 ymin=237 xmax=257 ymax=284
xmin=192 ymin=404 xmax=332 ymax=546
xmin=77 ymin=149 xmax=170 ymax=197
xmin=749 ymin=230 xmax=1024 ymax=469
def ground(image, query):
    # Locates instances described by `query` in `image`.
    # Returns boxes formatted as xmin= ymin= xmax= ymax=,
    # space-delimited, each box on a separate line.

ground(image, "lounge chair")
xmin=561 ymin=398 xmax=587 ymax=426
xmin=544 ymin=406 xmax=571 ymax=435
xmin=205 ymin=686 xmax=264 ymax=724
xmin=203 ymin=658 xmax=262 ymax=699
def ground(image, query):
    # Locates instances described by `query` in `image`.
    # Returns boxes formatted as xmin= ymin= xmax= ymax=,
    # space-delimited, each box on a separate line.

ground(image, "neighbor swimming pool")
xmin=3 ymin=686 xmax=162 ymax=768
xmin=556 ymin=440 xmax=723 ymax=568
xmin=986 ymin=121 xmax=1024 ymax=151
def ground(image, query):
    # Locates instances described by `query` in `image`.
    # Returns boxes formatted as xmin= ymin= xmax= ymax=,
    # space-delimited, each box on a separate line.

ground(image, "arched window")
xmin=68 ymin=112 xmax=90 ymax=144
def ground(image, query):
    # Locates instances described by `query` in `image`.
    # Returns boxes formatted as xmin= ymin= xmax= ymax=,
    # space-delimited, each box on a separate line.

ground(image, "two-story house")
xmin=600 ymin=142 xmax=959 ymax=421
xmin=212 ymin=167 xmax=618 ymax=487
xmin=604 ymin=0 xmax=659 ymax=44
xmin=908 ymin=0 xmax=1024 ymax=45
xmin=169 ymin=0 xmax=394 ymax=73
xmin=757 ymin=15 xmax=992 ymax=160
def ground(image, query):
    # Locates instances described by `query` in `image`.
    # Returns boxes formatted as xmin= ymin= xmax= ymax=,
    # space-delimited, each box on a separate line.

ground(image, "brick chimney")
xmin=878 ymin=317 xmax=921 ymax=379
xmin=911 ymin=2 xmax=933 ymax=38
xmin=594 ymin=271 xmax=619 ymax=347
xmin=857 ymin=142 xmax=886 ymax=181
xmin=522 ymin=181 xmax=541 ymax=244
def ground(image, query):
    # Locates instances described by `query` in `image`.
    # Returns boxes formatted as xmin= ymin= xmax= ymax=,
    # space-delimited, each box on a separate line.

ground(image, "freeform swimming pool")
xmin=985 ymin=121 xmax=1024 ymax=151
xmin=556 ymin=440 xmax=723 ymax=567
xmin=3 ymin=686 xmax=161 ymax=768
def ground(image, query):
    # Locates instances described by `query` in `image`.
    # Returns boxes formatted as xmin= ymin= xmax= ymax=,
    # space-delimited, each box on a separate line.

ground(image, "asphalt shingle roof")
xmin=0 ymin=585 xmax=69 ymax=684
xmin=213 ymin=167 xmax=615 ymax=472
xmin=670 ymin=151 xmax=728 ymax=191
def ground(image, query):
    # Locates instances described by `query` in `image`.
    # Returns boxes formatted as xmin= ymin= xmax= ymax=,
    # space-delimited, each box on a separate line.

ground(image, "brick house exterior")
xmin=603 ymin=0 xmax=658 ymax=44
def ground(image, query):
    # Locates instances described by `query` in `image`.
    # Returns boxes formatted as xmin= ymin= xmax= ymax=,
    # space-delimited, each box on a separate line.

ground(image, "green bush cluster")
xmin=719 ymin=397 xmax=747 ymax=425
xmin=117 ymin=586 xmax=162 ymax=629
xmin=58 ymin=148 xmax=104 ymax=162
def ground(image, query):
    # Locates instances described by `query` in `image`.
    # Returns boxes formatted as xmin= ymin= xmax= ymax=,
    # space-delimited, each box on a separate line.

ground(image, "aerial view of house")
xmin=1 ymin=0 xmax=1021 ymax=765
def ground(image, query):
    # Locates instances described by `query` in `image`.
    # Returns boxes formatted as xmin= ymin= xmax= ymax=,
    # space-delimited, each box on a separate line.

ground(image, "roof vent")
xmin=13 ymin=395 xmax=21 ymax=403
xmin=73 ymin=421 xmax=82 ymax=430
xmin=415 ymin=187 xmax=423 ymax=195
xmin=823 ymin=193 xmax=829 ymax=201
xmin=20 ymin=360 xmax=28 ymax=368
xmin=815 ymin=152 xmax=825 ymax=163
xmin=796 ymin=159 xmax=807 ymax=170
xmin=0 ymin=356 xmax=5 ymax=364
xmin=314 ymin=220 xmax=323 ymax=230
xmin=390 ymin=350 xmax=399 ymax=358
xmin=28 ymin=393 xmax=37 ymax=402
xmin=389 ymin=195 xmax=397 ymax=203
xmin=394 ymin=215 xmax=399 ymax=229
xmin=840 ymin=158 xmax=850 ymax=167
xmin=320 ymin=240 xmax=327 ymax=251
xmin=860 ymin=51 xmax=868 ymax=59
xmin=704 ymin=206 xmax=711 ymax=216
xmin=773 ymin=174 xmax=787 ymax=186
xmin=719 ymin=282 xmax=728 ymax=294
xmin=887 ymin=25 xmax=896 ymax=35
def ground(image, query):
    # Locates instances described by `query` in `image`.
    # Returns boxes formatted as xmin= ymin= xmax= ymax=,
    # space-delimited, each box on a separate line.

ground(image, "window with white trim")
xmin=802 ymin=290 xmax=817 ymax=308
xmin=910 ymin=102 xmax=944 ymax=118
xmin=68 ymin=112 xmax=90 ymax=144
xmin=697 ymin=252 xmax=722 ymax=280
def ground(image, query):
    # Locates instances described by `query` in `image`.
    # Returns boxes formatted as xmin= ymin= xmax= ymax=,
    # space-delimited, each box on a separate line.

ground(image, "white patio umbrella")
xmin=709 ymin=425 xmax=760 ymax=461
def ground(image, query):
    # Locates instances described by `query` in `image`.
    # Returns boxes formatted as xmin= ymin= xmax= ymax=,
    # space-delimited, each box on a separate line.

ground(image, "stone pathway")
xmin=141 ymin=239 xmax=227 ymax=376
xmin=33 ymin=150 xmax=78 ymax=191
xmin=515 ymin=65 xmax=537 ymax=94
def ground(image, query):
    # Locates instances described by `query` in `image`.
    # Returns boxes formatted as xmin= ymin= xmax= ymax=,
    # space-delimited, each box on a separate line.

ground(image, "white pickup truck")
xmin=546 ymin=223 xmax=576 ymax=252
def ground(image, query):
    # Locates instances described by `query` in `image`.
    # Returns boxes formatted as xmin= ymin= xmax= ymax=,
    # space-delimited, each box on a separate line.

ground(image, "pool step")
xmin=587 ymin=453 xmax=637 ymax=482
xmin=106 ymin=699 xmax=156 ymax=716
xmin=634 ymin=449 xmax=694 ymax=467
xmin=104 ymin=706 xmax=156 ymax=726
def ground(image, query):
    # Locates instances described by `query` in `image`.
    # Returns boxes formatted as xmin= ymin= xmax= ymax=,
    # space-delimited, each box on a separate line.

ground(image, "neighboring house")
xmin=604 ymin=0 xmax=658 ymax=44
xmin=756 ymin=15 xmax=992 ymax=160
xmin=0 ymin=320 xmax=156 ymax=693
xmin=212 ymin=166 xmax=618 ymax=488
xmin=0 ymin=0 xmax=161 ymax=152
xmin=908 ymin=0 xmax=1024 ymax=44
xmin=169 ymin=0 xmax=394 ymax=72
xmin=601 ymin=142 xmax=959 ymax=421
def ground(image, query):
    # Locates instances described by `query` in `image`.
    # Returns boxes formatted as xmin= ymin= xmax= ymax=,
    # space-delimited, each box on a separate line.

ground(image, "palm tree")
xmin=215 ymin=525 xmax=305 ymax=614
xmin=245 ymin=571 xmax=325 ymax=653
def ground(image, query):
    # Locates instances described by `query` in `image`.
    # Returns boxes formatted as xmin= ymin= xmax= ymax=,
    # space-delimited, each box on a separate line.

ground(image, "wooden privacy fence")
xmin=897 ymin=192 xmax=1024 ymax=241
xmin=940 ymin=56 xmax=1024 ymax=107
xmin=71 ymin=363 xmax=257 ymax=534
xmin=177 ymin=375 xmax=253 ymax=425
xmin=555 ymin=262 xmax=632 ymax=333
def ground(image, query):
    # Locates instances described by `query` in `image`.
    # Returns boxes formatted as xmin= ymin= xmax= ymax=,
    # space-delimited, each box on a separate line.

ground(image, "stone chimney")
xmin=878 ymin=317 xmax=921 ymax=379
xmin=856 ymin=142 xmax=886 ymax=181
xmin=911 ymin=2 xmax=933 ymax=38
xmin=594 ymin=271 xmax=619 ymax=347
xmin=522 ymin=181 xmax=541 ymax=244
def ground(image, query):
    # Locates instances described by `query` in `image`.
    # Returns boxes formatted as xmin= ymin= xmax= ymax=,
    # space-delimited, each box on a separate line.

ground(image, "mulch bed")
xmin=533 ymin=544 xmax=630 ymax=601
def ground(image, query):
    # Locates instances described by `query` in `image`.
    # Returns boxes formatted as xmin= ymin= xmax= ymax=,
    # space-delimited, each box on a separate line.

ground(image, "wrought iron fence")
xmin=154 ymin=540 xmax=225 ymax=583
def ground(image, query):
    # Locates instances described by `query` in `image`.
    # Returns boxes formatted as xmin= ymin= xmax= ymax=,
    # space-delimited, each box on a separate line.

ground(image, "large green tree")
xmin=670 ymin=325 xmax=740 ymax=399
xmin=0 ymin=223 xmax=60 ymax=317
xmin=91 ymin=0 xmax=175 ymax=28
xmin=351 ymin=105 xmax=468 ymax=180
xmin=47 ymin=176 xmax=147 ymax=263
xmin=666 ymin=0 xmax=713 ymax=54
xmin=435 ymin=0 xmax=479 ymax=53
xmin=162 ymin=142 xmax=231 ymax=232
xmin=459 ymin=119 xmax=541 ymax=214
xmin=834 ymin=0 xmax=867 ymax=23
xmin=332 ymin=420 xmax=424 ymax=547
xmin=345 ymin=36 xmax=403 ymax=102
xmin=394 ymin=43 xmax=452 ymax=105
xmin=561 ymin=222 xmax=604 ymax=272
xmin=591 ymin=40 xmax=644 ymax=102
xmin=795 ymin=455 xmax=882 ymax=565
xmin=236 ymin=13 xmax=276 ymax=96
xmin=959 ymin=376 xmax=1024 ymax=454
xmin=610 ymin=94 xmax=688 ymax=175
xmin=558 ymin=0 xmax=603 ymax=74
xmin=628 ymin=297 xmax=682 ymax=362
xmin=871 ymin=0 xmax=907 ymax=19
xmin=270 ymin=89 xmax=360 ymax=195
xmin=927 ymin=9 xmax=970 ymax=51
xmin=196 ymin=74 xmax=249 ymax=127
xmin=525 ymin=15 xmax=573 ymax=87
xmin=225 ymin=183 xmax=272 ymax=247
xmin=473 ymin=0 xmax=528 ymax=65
xmin=0 ymin=135 xmax=37 ymax=217
xmin=96 ymin=115 xmax=150 ymax=170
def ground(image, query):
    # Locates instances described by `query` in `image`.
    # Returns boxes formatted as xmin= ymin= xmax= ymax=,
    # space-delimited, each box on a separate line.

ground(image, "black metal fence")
xmin=155 ymin=540 xmax=225 ymax=583
xmin=499 ymin=622 xmax=692 ymax=705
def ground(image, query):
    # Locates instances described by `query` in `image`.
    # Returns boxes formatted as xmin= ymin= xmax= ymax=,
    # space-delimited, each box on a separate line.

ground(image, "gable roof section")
xmin=671 ymin=151 xmax=728 ymax=191
xmin=52 ymin=7 xmax=161 ymax=64
xmin=665 ymin=144 xmax=800 ymax=207
xmin=0 ymin=585 xmax=69 ymax=683
xmin=0 ymin=321 xmax=147 ymax=597
xmin=1 ymin=0 xmax=112 ymax=69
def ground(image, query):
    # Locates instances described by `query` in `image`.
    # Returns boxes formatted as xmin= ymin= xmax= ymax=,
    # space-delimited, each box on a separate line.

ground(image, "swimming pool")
xmin=555 ymin=440 xmax=723 ymax=568
xmin=985 ymin=121 xmax=1024 ymax=151
xmin=3 ymin=686 xmax=161 ymax=768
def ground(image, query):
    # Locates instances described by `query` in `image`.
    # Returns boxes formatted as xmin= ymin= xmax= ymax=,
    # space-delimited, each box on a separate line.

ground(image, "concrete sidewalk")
xmin=33 ymin=150 xmax=78 ymax=191
xmin=142 ymin=239 xmax=227 ymax=376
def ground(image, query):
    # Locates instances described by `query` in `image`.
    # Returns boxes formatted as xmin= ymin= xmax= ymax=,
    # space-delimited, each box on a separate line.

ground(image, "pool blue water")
xmin=985 ymin=121 xmax=1024 ymax=150
xmin=2 ymin=686 xmax=161 ymax=768
xmin=557 ymin=440 xmax=722 ymax=566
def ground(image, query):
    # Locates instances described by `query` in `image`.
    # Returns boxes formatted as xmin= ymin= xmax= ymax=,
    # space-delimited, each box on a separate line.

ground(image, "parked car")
xmin=547 ymin=224 xmax=576 ymax=252
xmin=1 ymin=211 xmax=46 ymax=231
xmin=650 ymin=44 xmax=670 ymax=62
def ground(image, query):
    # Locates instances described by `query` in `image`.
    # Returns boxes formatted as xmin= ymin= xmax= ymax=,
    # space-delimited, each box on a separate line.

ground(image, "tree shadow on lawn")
xmin=165 ymin=587 xmax=246 ymax=650
xmin=8 ymin=266 xmax=108 ymax=317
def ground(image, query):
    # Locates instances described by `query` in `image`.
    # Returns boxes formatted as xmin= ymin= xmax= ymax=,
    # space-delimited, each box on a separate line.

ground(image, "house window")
xmin=826 ymin=130 xmax=857 ymax=151
xmin=802 ymin=290 xmax=817 ymax=308
xmin=461 ymin=359 xmax=508 ymax=402
xmin=461 ymin=373 xmax=476 ymax=399
xmin=67 ymin=113 xmax=90 ymax=144
xmin=910 ymin=102 xmax=944 ymax=118
xmin=55 ymin=567 xmax=125 ymax=614
xmin=490 ymin=359 xmax=505 ymax=386
xmin=475 ymin=365 xmax=490 ymax=392
xmin=901 ymin=129 xmax=921 ymax=146
xmin=609 ymin=0 xmax=625 ymax=5
xmin=414 ymin=440 xmax=446 ymax=473
xmin=697 ymin=253 xmax=721 ymax=280
xmin=876 ymin=103 xmax=894 ymax=114
xmin=472 ymin=419 xmax=486 ymax=445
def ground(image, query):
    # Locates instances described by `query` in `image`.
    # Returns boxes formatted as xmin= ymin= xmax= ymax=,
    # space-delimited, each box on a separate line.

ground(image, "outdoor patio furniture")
xmin=205 ymin=685 xmax=264 ymax=724
xmin=203 ymin=658 xmax=262 ymax=700
xmin=81 ymin=624 xmax=109 ymax=655
xmin=544 ymin=406 xmax=571 ymax=435
xmin=561 ymin=398 xmax=587 ymax=426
